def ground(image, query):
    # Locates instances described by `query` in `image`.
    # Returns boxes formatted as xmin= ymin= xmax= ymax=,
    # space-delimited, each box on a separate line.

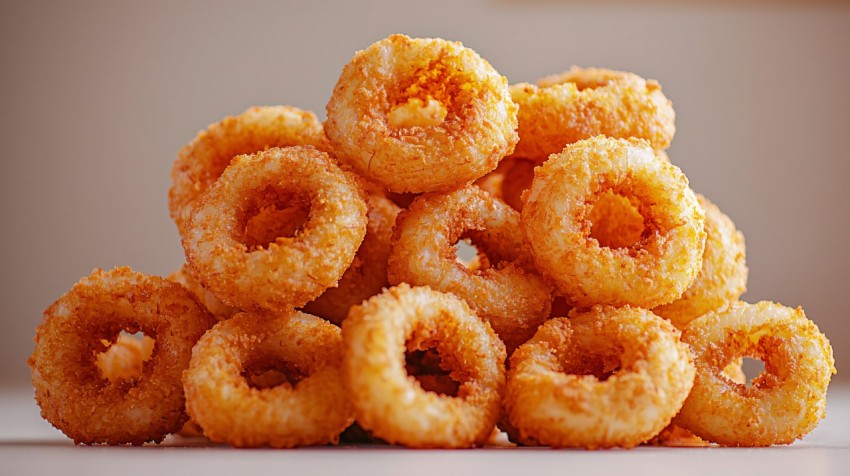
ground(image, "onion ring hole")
xmin=95 ymin=331 xmax=155 ymax=383
xmin=241 ymin=189 xmax=312 ymax=250
xmin=405 ymin=347 xmax=460 ymax=397
xmin=587 ymin=189 xmax=646 ymax=249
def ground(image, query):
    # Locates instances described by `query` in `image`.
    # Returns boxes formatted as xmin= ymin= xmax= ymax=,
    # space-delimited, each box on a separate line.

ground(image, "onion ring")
xmin=521 ymin=136 xmax=706 ymax=308
xmin=325 ymin=34 xmax=518 ymax=193
xmin=675 ymin=301 xmax=835 ymax=446
xmin=302 ymin=192 xmax=401 ymax=325
xmin=183 ymin=146 xmax=368 ymax=312
xmin=654 ymin=194 xmax=748 ymax=329
xmin=29 ymin=267 xmax=216 ymax=445
xmin=510 ymin=67 xmax=675 ymax=163
xmin=167 ymin=264 xmax=239 ymax=321
xmin=169 ymin=105 xmax=330 ymax=235
xmin=183 ymin=310 xmax=353 ymax=447
xmin=342 ymin=284 xmax=506 ymax=448
xmin=505 ymin=306 xmax=695 ymax=448
xmin=388 ymin=185 xmax=553 ymax=353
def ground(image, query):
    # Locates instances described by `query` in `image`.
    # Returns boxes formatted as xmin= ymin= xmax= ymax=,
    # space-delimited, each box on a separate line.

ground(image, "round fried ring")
xmin=325 ymin=34 xmax=518 ymax=193
xmin=388 ymin=185 xmax=553 ymax=353
xmin=183 ymin=310 xmax=352 ymax=447
xmin=342 ymin=284 xmax=506 ymax=448
xmin=183 ymin=146 xmax=368 ymax=312
xmin=29 ymin=267 xmax=216 ymax=445
xmin=521 ymin=136 xmax=705 ymax=308
xmin=675 ymin=301 xmax=835 ymax=446
xmin=505 ymin=306 xmax=695 ymax=449
xmin=169 ymin=105 xmax=330 ymax=235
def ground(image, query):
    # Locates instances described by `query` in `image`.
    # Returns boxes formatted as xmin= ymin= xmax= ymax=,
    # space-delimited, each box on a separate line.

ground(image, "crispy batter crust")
xmin=29 ymin=267 xmax=216 ymax=445
xmin=505 ymin=306 xmax=695 ymax=449
xmin=169 ymin=105 xmax=330 ymax=235
xmin=388 ymin=186 xmax=553 ymax=353
xmin=183 ymin=146 xmax=368 ymax=312
xmin=510 ymin=67 xmax=675 ymax=162
xmin=521 ymin=136 xmax=705 ymax=308
xmin=675 ymin=301 xmax=835 ymax=446
xmin=325 ymin=34 xmax=518 ymax=193
xmin=342 ymin=285 xmax=506 ymax=448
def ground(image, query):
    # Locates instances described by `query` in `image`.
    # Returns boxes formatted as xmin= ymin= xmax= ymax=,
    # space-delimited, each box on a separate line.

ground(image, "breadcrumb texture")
xmin=169 ymin=105 xmax=330 ymax=235
xmin=29 ymin=267 xmax=216 ymax=445
xmin=325 ymin=34 xmax=518 ymax=193
xmin=183 ymin=311 xmax=352 ymax=448
xmin=675 ymin=301 xmax=835 ymax=446
xmin=183 ymin=146 xmax=368 ymax=312
xmin=342 ymin=285 xmax=506 ymax=448
xmin=505 ymin=306 xmax=695 ymax=449
xmin=521 ymin=136 xmax=705 ymax=308
xmin=388 ymin=186 xmax=553 ymax=353
xmin=511 ymin=67 xmax=675 ymax=163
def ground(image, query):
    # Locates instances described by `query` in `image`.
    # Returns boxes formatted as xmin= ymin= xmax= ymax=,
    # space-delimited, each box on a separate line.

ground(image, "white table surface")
xmin=2 ymin=385 xmax=848 ymax=476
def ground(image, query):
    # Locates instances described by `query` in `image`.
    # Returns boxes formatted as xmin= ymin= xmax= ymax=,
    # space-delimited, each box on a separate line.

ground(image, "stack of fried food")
xmin=29 ymin=34 xmax=835 ymax=449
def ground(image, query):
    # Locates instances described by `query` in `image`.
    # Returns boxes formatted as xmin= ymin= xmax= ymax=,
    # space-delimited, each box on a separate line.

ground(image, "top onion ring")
xmin=325 ymin=34 xmax=518 ymax=193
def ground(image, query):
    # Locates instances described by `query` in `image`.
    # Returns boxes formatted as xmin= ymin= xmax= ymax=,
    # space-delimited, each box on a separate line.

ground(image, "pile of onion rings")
xmin=30 ymin=34 xmax=834 ymax=450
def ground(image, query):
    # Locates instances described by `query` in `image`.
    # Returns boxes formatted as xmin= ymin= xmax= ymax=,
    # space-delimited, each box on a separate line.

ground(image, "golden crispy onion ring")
xmin=654 ymin=194 xmax=748 ymax=328
xmin=302 ymin=192 xmax=401 ymax=325
xmin=325 ymin=34 xmax=518 ymax=193
xmin=169 ymin=105 xmax=329 ymax=235
xmin=505 ymin=306 xmax=695 ymax=448
xmin=342 ymin=285 xmax=506 ymax=448
xmin=184 ymin=310 xmax=352 ymax=447
xmin=167 ymin=264 xmax=239 ymax=321
xmin=675 ymin=301 xmax=835 ymax=446
xmin=510 ymin=67 xmax=675 ymax=163
xmin=183 ymin=146 xmax=368 ymax=312
xmin=388 ymin=186 xmax=553 ymax=353
xmin=29 ymin=267 xmax=215 ymax=445
xmin=521 ymin=136 xmax=705 ymax=308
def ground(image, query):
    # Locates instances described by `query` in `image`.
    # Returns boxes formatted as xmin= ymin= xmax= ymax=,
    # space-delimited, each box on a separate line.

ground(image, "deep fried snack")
xmin=169 ymin=105 xmax=329 ymax=235
xmin=95 ymin=333 xmax=156 ymax=383
xmin=505 ymin=306 xmax=695 ymax=449
xmin=29 ymin=267 xmax=216 ymax=445
xmin=342 ymin=285 xmax=506 ymax=448
xmin=510 ymin=67 xmax=675 ymax=163
xmin=675 ymin=301 xmax=835 ymax=446
xmin=167 ymin=264 xmax=239 ymax=321
xmin=388 ymin=186 xmax=553 ymax=353
xmin=654 ymin=195 xmax=748 ymax=328
xmin=184 ymin=310 xmax=352 ymax=447
xmin=302 ymin=193 xmax=401 ymax=325
xmin=183 ymin=146 xmax=368 ymax=312
xmin=325 ymin=34 xmax=518 ymax=193
xmin=521 ymin=136 xmax=705 ymax=308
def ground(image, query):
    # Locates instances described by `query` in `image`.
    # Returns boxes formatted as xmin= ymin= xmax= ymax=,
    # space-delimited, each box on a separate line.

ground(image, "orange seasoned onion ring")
xmin=183 ymin=146 xmax=368 ymax=312
xmin=675 ymin=301 xmax=835 ymax=446
xmin=510 ymin=67 xmax=675 ymax=163
xmin=29 ymin=267 xmax=216 ymax=445
xmin=654 ymin=194 xmax=748 ymax=329
xmin=505 ymin=306 xmax=695 ymax=449
xmin=325 ymin=34 xmax=518 ymax=193
xmin=521 ymin=136 xmax=705 ymax=308
xmin=184 ymin=310 xmax=352 ymax=447
xmin=302 ymin=192 xmax=401 ymax=325
xmin=167 ymin=264 xmax=239 ymax=321
xmin=342 ymin=285 xmax=506 ymax=448
xmin=388 ymin=186 xmax=553 ymax=353
xmin=169 ymin=105 xmax=329 ymax=235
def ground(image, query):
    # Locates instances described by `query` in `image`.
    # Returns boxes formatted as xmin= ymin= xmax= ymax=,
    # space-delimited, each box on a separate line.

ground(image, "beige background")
xmin=1 ymin=0 xmax=848 ymax=385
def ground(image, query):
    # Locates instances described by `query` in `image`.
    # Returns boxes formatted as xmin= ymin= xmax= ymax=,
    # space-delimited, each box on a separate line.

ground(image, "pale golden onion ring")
xmin=169 ymin=105 xmax=329 ymax=235
xmin=183 ymin=146 xmax=368 ymax=312
xmin=342 ymin=285 xmax=506 ymax=448
xmin=675 ymin=301 xmax=835 ymax=446
xmin=505 ymin=306 xmax=695 ymax=448
xmin=521 ymin=136 xmax=705 ymax=308
xmin=325 ymin=34 xmax=518 ymax=193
